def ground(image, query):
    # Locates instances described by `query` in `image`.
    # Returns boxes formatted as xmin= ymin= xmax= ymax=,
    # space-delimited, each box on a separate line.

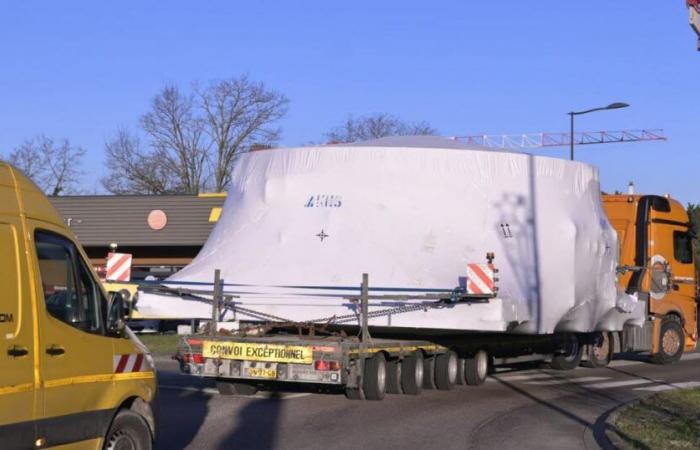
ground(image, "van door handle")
xmin=46 ymin=345 xmax=65 ymax=356
xmin=7 ymin=345 xmax=29 ymax=357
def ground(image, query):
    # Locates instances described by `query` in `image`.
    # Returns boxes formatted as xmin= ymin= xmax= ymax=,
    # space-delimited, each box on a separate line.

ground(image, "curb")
xmin=597 ymin=398 xmax=643 ymax=450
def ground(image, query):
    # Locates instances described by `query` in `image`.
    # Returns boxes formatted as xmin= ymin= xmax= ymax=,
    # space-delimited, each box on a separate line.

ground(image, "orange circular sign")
xmin=147 ymin=209 xmax=167 ymax=230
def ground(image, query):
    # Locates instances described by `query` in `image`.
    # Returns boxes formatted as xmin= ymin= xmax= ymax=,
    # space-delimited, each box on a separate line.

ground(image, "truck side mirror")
xmin=107 ymin=291 xmax=128 ymax=334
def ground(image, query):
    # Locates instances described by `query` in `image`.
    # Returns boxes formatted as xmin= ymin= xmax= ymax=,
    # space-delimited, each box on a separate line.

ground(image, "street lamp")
xmin=568 ymin=102 xmax=629 ymax=160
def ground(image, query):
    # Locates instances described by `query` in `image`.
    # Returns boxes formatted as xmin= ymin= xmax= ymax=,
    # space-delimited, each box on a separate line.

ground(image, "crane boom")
xmin=453 ymin=129 xmax=666 ymax=150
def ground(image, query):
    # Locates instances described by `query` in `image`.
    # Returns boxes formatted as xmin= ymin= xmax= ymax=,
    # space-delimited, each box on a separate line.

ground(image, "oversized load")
xmin=136 ymin=136 xmax=645 ymax=334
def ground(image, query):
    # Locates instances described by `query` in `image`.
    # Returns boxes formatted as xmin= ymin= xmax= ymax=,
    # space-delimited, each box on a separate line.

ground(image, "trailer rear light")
xmin=187 ymin=338 xmax=203 ymax=346
xmin=314 ymin=360 xmax=340 ymax=371
xmin=191 ymin=353 xmax=204 ymax=364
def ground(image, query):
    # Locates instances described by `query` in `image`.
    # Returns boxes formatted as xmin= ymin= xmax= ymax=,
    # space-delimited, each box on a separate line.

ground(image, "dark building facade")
xmin=49 ymin=193 xmax=226 ymax=280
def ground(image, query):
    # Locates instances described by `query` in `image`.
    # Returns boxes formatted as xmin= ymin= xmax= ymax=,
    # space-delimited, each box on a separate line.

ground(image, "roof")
xmin=49 ymin=194 xmax=226 ymax=247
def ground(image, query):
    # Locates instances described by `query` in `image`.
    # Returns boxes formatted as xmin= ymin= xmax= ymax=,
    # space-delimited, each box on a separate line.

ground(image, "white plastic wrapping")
xmin=137 ymin=137 xmax=644 ymax=334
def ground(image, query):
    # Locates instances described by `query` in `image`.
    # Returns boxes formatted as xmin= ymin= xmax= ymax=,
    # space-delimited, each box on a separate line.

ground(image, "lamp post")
xmin=568 ymin=102 xmax=629 ymax=160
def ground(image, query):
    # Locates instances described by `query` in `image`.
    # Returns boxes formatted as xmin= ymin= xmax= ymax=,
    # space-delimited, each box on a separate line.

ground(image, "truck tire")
xmin=216 ymin=380 xmax=258 ymax=396
xmin=103 ymin=409 xmax=152 ymax=450
xmin=652 ymin=316 xmax=684 ymax=365
xmin=455 ymin=358 xmax=467 ymax=385
xmin=401 ymin=351 xmax=424 ymax=395
xmin=386 ymin=359 xmax=403 ymax=394
xmin=422 ymin=355 xmax=437 ymax=390
xmin=550 ymin=335 xmax=583 ymax=371
xmin=465 ymin=350 xmax=489 ymax=386
xmin=435 ymin=350 xmax=458 ymax=390
xmin=582 ymin=332 xmax=613 ymax=368
xmin=363 ymin=353 xmax=387 ymax=400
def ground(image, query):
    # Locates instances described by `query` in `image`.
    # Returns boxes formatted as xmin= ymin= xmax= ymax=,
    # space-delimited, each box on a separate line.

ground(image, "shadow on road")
xmin=217 ymin=392 xmax=284 ymax=449
xmin=155 ymin=390 xmax=210 ymax=450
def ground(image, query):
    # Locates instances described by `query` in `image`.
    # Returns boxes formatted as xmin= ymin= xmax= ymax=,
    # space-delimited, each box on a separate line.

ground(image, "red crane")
xmin=690 ymin=0 xmax=700 ymax=50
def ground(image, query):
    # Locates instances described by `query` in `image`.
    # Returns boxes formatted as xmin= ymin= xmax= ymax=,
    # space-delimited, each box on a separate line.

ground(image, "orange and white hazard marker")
xmin=106 ymin=252 xmax=133 ymax=282
xmin=113 ymin=353 xmax=151 ymax=373
xmin=466 ymin=263 xmax=495 ymax=295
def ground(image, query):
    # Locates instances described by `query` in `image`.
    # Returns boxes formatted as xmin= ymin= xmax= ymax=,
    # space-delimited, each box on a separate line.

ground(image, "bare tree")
xmin=325 ymin=113 xmax=436 ymax=143
xmin=8 ymin=135 xmax=86 ymax=196
xmin=196 ymin=75 xmax=289 ymax=191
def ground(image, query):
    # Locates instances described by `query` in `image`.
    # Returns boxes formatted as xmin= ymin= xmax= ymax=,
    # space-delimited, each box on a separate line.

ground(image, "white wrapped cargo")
xmin=136 ymin=136 xmax=644 ymax=334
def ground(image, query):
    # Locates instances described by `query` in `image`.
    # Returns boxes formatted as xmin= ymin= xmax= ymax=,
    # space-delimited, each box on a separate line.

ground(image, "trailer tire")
xmin=582 ymin=332 xmax=613 ymax=368
xmin=216 ymin=380 xmax=258 ymax=396
xmin=422 ymin=355 xmax=437 ymax=390
xmin=465 ymin=350 xmax=489 ymax=386
xmin=652 ymin=316 xmax=684 ymax=365
xmin=550 ymin=335 xmax=583 ymax=371
xmin=363 ymin=353 xmax=387 ymax=401
xmin=435 ymin=351 xmax=458 ymax=390
xmin=455 ymin=358 xmax=467 ymax=385
xmin=401 ymin=351 xmax=424 ymax=395
xmin=386 ymin=359 xmax=403 ymax=394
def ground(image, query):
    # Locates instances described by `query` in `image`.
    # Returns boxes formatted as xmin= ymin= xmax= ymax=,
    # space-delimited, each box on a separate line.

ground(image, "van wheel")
xmin=363 ymin=353 xmax=387 ymax=400
xmin=550 ymin=335 xmax=583 ymax=370
xmin=435 ymin=351 xmax=458 ymax=390
xmin=401 ymin=351 xmax=424 ymax=395
xmin=103 ymin=410 xmax=152 ymax=450
xmin=216 ymin=380 xmax=258 ymax=396
xmin=465 ymin=350 xmax=489 ymax=386
xmin=582 ymin=332 xmax=613 ymax=368
xmin=422 ymin=356 xmax=437 ymax=390
xmin=652 ymin=316 xmax=684 ymax=365
xmin=386 ymin=359 xmax=403 ymax=394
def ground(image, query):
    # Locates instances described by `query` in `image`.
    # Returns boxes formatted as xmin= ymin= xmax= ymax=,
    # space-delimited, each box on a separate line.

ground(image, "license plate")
xmin=246 ymin=367 xmax=277 ymax=379
xmin=202 ymin=341 xmax=313 ymax=364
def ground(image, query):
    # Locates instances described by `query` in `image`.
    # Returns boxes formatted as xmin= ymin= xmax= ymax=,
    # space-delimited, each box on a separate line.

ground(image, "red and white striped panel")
xmin=466 ymin=263 xmax=495 ymax=295
xmin=106 ymin=252 xmax=132 ymax=282
xmin=113 ymin=353 xmax=150 ymax=373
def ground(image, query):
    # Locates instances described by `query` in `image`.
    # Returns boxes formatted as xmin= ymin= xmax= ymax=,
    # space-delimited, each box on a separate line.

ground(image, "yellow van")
xmin=0 ymin=162 xmax=157 ymax=449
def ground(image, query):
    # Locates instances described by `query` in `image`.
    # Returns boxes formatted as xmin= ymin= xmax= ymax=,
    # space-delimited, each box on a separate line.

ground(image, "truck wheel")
xmin=652 ymin=316 xmax=684 ymax=365
xmin=435 ymin=350 xmax=458 ymax=390
xmin=465 ymin=350 xmax=489 ymax=386
xmin=216 ymin=380 xmax=258 ymax=396
xmin=103 ymin=410 xmax=152 ymax=450
xmin=582 ymin=332 xmax=613 ymax=368
xmin=401 ymin=351 xmax=424 ymax=395
xmin=363 ymin=353 xmax=387 ymax=400
xmin=386 ymin=359 xmax=403 ymax=394
xmin=422 ymin=355 xmax=437 ymax=390
xmin=550 ymin=334 xmax=583 ymax=370
xmin=455 ymin=358 xmax=467 ymax=385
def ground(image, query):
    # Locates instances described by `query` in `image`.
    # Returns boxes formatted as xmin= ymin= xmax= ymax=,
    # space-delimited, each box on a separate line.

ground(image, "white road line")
xmin=495 ymin=373 xmax=554 ymax=381
xmin=583 ymin=379 xmax=653 ymax=389
xmin=634 ymin=381 xmax=700 ymax=392
xmin=681 ymin=353 xmax=700 ymax=361
xmin=525 ymin=376 xmax=609 ymax=386
xmin=158 ymin=384 xmax=310 ymax=399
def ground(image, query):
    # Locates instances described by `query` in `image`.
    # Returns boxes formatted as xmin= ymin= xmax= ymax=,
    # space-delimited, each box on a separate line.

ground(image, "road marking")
xmin=583 ymin=379 xmax=652 ymax=389
xmin=158 ymin=384 xmax=310 ymax=399
xmin=681 ymin=353 xmax=700 ymax=361
xmin=494 ymin=373 xmax=554 ymax=381
xmin=525 ymin=376 xmax=609 ymax=386
xmin=634 ymin=381 xmax=700 ymax=392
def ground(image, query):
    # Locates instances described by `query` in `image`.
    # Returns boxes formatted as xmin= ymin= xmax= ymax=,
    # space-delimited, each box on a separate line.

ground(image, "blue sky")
xmin=1 ymin=1 xmax=698 ymax=202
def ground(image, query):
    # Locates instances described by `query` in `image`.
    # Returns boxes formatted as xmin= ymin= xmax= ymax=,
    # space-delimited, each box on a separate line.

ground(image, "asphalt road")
xmin=154 ymin=351 xmax=700 ymax=450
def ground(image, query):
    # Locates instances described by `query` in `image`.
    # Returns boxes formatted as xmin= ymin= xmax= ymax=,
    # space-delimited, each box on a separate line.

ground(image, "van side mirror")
xmin=107 ymin=292 xmax=128 ymax=334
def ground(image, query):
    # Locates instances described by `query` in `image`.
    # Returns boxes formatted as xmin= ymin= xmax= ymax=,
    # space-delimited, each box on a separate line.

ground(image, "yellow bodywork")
xmin=0 ymin=162 xmax=157 ymax=449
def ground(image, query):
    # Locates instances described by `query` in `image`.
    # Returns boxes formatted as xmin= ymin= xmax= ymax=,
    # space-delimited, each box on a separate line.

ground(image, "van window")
xmin=673 ymin=230 xmax=693 ymax=264
xmin=35 ymin=231 xmax=103 ymax=334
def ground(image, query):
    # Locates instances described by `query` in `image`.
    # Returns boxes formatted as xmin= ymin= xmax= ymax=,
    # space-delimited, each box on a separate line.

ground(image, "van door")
xmin=31 ymin=227 xmax=117 ymax=447
xmin=0 ymin=219 xmax=38 ymax=448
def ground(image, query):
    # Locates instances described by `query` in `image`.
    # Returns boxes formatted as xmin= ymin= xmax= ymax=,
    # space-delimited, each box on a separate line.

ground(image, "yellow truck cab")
xmin=603 ymin=194 xmax=698 ymax=362
xmin=0 ymin=163 xmax=157 ymax=449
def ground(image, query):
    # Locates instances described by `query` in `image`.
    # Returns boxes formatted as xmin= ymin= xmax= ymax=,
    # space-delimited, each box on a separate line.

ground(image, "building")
xmin=49 ymin=193 xmax=226 ymax=280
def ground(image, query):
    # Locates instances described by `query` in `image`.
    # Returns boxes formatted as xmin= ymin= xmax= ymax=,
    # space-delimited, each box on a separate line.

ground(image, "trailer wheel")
xmin=582 ymin=332 xmax=613 ymax=368
xmin=455 ymin=358 xmax=467 ymax=385
xmin=401 ymin=351 xmax=424 ymax=395
xmin=652 ymin=316 xmax=684 ymax=365
xmin=216 ymin=380 xmax=258 ymax=396
xmin=422 ymin=355 xmax=437 ymax=390
xmin=386 ymin=359 xmax=403 ymax=394
xmin=465 ymin=350 xmax=489 ymax=386
xmin=550 ymin=335 xmax=583 ymax=371
xmin=363 ymin=353 xmax=387 ymax=401
xmin=435 ymin=351 xmax=458 ymax=390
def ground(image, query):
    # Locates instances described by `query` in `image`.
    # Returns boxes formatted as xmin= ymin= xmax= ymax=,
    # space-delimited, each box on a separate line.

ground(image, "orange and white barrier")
xmin=466 ymin=263 xmax=496 ymax=295
xmin=106 ymin=252 xmax=132 ymax=282
xmin=113 ymin=353 xmax=150 ymax=373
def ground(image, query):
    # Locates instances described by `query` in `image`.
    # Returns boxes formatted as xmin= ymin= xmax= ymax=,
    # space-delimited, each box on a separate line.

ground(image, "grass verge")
xmin=613 ymin=388 xmax=700 ymax=449
xmin=137 ymin=333 xmax=182 ymax=356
